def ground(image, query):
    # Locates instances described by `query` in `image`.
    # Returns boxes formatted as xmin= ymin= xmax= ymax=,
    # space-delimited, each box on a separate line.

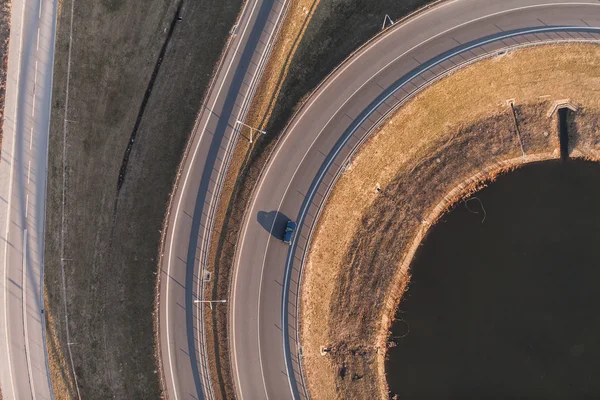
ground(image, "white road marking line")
xmin=199 ymin=2 xmax=289 ymax=400
xmin=40 ymin=0 xmax=60 ymax=397
xmin=235 ymin=3 xmax=600 ymax=400
xmin=28 ymin=161 xmax=31 ymax=184
xmin=22 ymin=229 xmax=37 ymax=400
xmin=39 ymin=0 xmax=42 ymax=18
xmin=30 ymin=127 xmax=33 ymax=150
xmin=164 ymin=0 xmax=261 ymax=398
xmin=3 ymin=0 xmax=28 ymax=397
xmin=32 ymin=61 xmax=37 ymax=117
xmin=25 ymin=195 xmax=29 ymax=218
xmin=58 ymin=0 xmax=82 ymax=397
xmin=37 ymin=27 xmax=40 ymax=50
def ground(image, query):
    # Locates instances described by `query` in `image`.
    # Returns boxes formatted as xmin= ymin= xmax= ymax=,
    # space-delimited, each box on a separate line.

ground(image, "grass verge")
xmin=0 ymin=0 xmax=10 ymax=151
xmin=44 ymin=0 xmax=242 ymax=398
xmin=205 ymin=0 xmax=435 ymax=395
xmin=0 ymin=2 xmax=8 ymax=394
xmin=203 ymin=1 xmax=320 ymax=398
xmin=300 ymin=43 xmax=600 ymax=399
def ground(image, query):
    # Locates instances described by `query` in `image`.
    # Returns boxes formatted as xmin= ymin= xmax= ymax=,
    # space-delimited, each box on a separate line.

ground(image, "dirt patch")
xmin=0 ymin=0 xmax=11 ymax=153
xmin=570 ymin=108 xmax=600 ymax=159
xmin=300 ymin=43 xmax=600 ymax=399
xmin=43 ymin=0 xmax=242 ymax=398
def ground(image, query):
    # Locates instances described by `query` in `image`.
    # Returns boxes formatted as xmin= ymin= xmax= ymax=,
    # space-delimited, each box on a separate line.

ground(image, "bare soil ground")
xmin=43 ymin=0 xmax=242 ymax=398
xmin=206 ymin=0 xmax=435 ymax=395
xmin=300 ymin=44 xmax=600 ymax=399
xmin=0 ymin=0 xmax=10 ymax=152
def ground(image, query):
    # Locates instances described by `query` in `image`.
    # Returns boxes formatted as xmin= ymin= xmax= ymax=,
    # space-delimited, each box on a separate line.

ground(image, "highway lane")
xmin=231 ymin=1 xmax=600 ymax=398
xmin=0 ymin=0 xmax=57 ymax=399
xmin=158 ymin=0 xmax=289 ymax=399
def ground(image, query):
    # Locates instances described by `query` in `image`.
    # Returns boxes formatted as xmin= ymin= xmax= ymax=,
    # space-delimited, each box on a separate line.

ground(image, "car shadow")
xmin=257 ymin=210 xmax=290 ymax=239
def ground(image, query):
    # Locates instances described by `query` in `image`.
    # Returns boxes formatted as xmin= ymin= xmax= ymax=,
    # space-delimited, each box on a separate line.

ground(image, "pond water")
xmin=386 ymin=159 xmax=600 ymax=399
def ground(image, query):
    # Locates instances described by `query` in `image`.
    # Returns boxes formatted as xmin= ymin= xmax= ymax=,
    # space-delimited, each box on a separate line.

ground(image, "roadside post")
xmin=235 ymin=119 xmax=266 ymax=144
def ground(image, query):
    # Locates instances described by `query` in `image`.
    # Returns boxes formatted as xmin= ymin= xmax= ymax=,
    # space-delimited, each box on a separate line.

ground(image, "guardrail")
xmin=156 ymin=0 xmax=291 ymax=398
xmin=285 ymin=29 xmax=600 ymax=400
xmin=155 ymin=0 xmax=250 ymax=395
xmin=191 ymin=0 xmax=292 ymax=399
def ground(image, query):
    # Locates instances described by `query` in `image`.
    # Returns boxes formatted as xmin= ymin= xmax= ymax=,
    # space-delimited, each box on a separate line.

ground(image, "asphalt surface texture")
xmin=0 ymin=0 xmax=596 ymax=399
xmin=158 ymin=0 xmax=288 ymax=399
xmin=0 ymin=0 xmax=57 ymax=399
xmin=229 ymin=1 xmax=600 ymax=399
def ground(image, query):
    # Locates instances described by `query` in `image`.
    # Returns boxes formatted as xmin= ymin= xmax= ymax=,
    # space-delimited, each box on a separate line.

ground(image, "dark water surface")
xmin=386 ymin=160 xmax=600 ymax=399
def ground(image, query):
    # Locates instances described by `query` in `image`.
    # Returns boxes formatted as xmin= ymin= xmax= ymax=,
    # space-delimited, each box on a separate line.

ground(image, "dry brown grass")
xmin=301 ymin=43 xmax=600 ymax=399
xmin=265 ymin=0 xmax=433 ymax=135
xmin=206 ymin=0 xmax=438 ymax=395
xmin=204 ymin=1 xmax=320 ymax=398
xmin=246 ymin=0 xmax=320 ymax=131
xmin=0 ymin=0 xmax=11 ymax=153
xmin=44 ymin=0 xmax=243 ymax=398
xmin=44 ymin=292 xmax=77 ymax=399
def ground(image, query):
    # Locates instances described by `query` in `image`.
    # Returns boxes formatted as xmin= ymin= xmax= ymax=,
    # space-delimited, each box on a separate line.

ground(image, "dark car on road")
xmin=283 ymin=220 xmax=297 ymax=245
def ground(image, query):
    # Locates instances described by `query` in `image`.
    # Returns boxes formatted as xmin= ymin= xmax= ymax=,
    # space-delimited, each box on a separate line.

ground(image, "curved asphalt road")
xmin=158 ymin=0 xmax=289 ymax=399
xmin=231 ymin=1 xmax=600 ymax=399
xmin=0 ymin=0 xmax=57 ymax=399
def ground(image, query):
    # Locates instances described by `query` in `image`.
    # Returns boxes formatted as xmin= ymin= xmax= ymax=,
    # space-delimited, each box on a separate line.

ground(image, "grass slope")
xmin=206 ymin=0 xmax=434 ymax=394
xmin=0 ymin=0 xmax=11 ymax=151
xmin=301 ymin=44 xmax=600 ymax=399
xmin=44 ymin=0 xmax=242 ymax=398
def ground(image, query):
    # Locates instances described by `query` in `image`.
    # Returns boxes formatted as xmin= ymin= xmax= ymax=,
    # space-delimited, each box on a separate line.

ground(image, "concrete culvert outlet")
xmin=559 ymin=107 xmax=572 ymax=161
